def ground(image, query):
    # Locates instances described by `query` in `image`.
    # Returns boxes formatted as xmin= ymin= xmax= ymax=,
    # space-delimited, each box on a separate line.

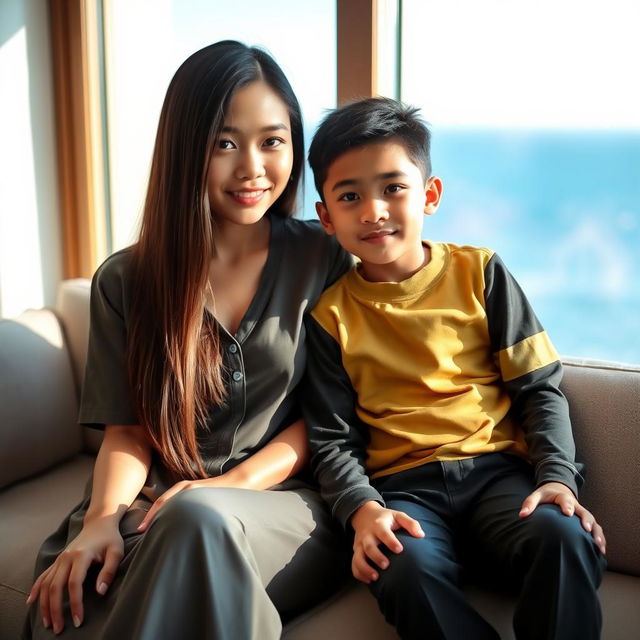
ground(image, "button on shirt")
xmin=79 ymin=213 xmax=353 ymax=477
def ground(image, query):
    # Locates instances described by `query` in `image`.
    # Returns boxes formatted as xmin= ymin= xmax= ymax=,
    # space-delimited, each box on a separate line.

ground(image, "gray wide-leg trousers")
xmin=25 ymin=482 xmax=347 ymax=640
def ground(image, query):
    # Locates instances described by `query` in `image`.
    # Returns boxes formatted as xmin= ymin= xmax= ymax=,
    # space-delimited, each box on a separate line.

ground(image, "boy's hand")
xmin=519 ymin=481 xmax=606 ymax=554
xmin=349 ymin=501 xmax=425 ymax=583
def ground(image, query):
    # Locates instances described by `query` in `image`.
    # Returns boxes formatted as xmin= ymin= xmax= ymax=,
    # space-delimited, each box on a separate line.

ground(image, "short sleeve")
xmin=79 ymin=251 xmax=139 ymax=429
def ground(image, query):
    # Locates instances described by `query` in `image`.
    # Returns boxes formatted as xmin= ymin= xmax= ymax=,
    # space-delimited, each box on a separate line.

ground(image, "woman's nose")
xmin=235 ymin=149 xmax=266 ymax=180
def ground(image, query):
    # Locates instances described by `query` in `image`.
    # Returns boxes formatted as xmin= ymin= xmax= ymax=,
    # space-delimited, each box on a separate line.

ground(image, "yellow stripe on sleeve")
xmin=497 ymin=331 xmax=559 ymax=382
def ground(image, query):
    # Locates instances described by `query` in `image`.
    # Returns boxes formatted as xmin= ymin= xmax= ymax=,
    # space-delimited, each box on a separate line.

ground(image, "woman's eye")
xmin=218 ymin=139 xmax=236 ymax=150
xmin=338 ymin=192 xmax=359 ymax=202
xmin=263 ymin=137 xmax=284 ymax=148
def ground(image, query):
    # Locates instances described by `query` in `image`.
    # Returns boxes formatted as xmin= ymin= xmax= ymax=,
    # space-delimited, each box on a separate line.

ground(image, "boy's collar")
xmin=347 ymin=241 xmax=449 ymax=303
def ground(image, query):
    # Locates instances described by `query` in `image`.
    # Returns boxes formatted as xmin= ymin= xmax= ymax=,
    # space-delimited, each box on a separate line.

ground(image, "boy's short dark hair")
xmin=308 ymin=96 xmax=432 ymax=200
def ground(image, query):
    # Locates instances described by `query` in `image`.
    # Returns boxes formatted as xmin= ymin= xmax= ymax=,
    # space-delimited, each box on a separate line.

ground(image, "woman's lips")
xmin=228 ymin=189 xmax=267 ymax=205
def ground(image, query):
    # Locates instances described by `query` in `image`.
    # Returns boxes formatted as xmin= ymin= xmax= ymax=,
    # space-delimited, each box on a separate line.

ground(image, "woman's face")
xmin=207 ymin=81 xmax=294 ymax=228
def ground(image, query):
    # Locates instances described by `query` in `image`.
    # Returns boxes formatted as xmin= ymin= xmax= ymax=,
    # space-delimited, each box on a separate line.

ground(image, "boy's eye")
xmin=263 ymin=136 xmax=285 ymax=148
xmin=218 ymin=139 xmax=236 ymax=150
xmin=338 ymin=192 xmax=359 ymax=202
xmin=385 ymin=184 xmax=405 ymax=194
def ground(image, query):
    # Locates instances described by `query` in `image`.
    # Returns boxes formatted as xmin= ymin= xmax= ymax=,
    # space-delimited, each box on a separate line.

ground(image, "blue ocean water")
xmin=426 ymin=128 xmax=640 ymax=364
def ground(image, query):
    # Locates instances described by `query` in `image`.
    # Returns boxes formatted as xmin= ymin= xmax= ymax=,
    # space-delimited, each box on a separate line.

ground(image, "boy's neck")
xmin=359 ymin=242 xmax=431 ymax=283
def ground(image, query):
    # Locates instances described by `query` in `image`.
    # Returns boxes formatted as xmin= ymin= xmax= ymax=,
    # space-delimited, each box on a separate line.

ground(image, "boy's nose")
xmin=361 ymin=199 xmax=389 ymax=224
xmin=235 ymin=149 xmax=266 ymax=180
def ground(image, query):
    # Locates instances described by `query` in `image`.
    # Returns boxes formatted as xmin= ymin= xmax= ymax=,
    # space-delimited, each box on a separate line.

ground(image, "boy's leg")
xmin=368 ymin=495 xmax=499 ymax=640
xmin=466 ymin=455 xmax=606 ymax=640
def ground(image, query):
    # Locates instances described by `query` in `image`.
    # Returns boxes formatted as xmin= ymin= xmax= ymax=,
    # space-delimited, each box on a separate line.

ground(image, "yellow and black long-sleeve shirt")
xmin=303 ymin=242 xmax=582 ymax=528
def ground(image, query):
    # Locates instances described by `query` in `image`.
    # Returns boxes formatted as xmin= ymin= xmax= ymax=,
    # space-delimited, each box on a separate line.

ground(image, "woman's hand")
xmin=519 ymin=481 xmax=607 ymax=554
xmin=350 ymin=501 xmax=425 ymax=584
xmin=27 ymin=516 xmax=124 ymax=634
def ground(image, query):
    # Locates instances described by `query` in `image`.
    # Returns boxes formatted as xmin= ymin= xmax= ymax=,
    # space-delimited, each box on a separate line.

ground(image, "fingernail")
xmin=381 ymin=561 xmax=388 ymax=569
xmin=53 ymin=624 xmax=61 ymax=634
xmin=73 ymin=615 xmax=81 ymax=628
xmin=586 ymin=522 xmax=592 ymax=531
xmin=42 ymin=617 xmax=50 ymax=628
xmin=98 ymin=582 xmax=108 ymax=595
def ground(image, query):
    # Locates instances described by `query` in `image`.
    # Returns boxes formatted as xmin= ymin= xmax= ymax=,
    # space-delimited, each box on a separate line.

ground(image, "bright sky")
xmin=401 ymin=0 xmax=640 ymax=128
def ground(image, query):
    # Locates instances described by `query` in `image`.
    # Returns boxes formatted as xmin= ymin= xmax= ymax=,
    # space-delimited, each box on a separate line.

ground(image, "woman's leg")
xmin=26 ymin=484 xmax=347 ymax=639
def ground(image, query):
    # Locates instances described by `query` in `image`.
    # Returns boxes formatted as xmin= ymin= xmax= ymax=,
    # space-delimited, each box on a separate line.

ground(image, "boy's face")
xmin=316 ymin=141 xmax=442 ymax=282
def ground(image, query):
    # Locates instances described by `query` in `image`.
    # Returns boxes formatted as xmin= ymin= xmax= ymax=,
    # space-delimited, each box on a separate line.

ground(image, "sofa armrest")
xmin=0 ymin=310 xmax=82 ymax=488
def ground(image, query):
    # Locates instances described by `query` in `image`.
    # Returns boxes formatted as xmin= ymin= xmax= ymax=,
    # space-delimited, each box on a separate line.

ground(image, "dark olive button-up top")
xmin=79 ymin=214 xmax=352 ymax=477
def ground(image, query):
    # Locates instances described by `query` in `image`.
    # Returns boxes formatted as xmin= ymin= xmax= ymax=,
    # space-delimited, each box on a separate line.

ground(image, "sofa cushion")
xmin=0 ymin=454 xmax=94 ymax=640
xmin=0 ymin=310 xmax=81 ymax=488
xmin=561 ymin=358 xmax=640 ymax=576
xmin=282 ymin=573 xmax=640 ymax=640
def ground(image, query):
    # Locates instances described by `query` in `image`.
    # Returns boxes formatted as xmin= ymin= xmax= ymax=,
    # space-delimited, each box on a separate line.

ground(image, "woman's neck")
xmin=212 ymin=215 xmax=271 ymax=265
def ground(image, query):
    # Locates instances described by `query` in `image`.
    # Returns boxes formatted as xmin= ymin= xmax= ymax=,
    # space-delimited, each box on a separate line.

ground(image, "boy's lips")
xmin=361 ymin=229 xmax=396 ymax=242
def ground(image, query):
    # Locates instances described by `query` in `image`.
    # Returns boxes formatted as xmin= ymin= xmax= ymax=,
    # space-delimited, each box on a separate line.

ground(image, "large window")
xmin=103 ymin=0 xmax=336 ymax=251
xmin=401 ymin=0 xmax=640 ymax=363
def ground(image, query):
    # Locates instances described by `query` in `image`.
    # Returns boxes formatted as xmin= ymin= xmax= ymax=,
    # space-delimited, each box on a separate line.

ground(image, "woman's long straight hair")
xmin=127 ymin=41 xmax=304 ymax=479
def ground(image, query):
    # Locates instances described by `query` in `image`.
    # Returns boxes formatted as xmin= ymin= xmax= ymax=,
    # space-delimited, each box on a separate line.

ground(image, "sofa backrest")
xmin=10 ymin=280 xmax=637 ymax=577
xmin=0 ymin=309 xmax=82 ymax=489
xmin=561 ymin=358 xmax=640 ymax=577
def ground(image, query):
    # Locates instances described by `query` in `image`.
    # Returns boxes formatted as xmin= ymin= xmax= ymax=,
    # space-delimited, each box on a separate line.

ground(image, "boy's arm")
xmin=484 ymin=253 xmax=583 ymax=495
xmin=484 ymin=253 xmax=606 ymax=553
xmin=302 ymin=313 xmax=385 ymax=529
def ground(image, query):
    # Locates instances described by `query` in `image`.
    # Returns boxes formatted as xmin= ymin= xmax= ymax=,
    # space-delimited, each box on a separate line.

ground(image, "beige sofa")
xmin=1 ymin=280 xmax=639 ymax=639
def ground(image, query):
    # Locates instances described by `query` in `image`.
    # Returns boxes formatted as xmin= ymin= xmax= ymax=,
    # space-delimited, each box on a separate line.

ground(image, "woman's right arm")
xmin=27 ymin=424 xmax=151 ymax=634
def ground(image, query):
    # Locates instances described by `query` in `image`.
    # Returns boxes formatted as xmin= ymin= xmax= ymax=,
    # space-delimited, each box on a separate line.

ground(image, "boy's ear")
xmin=315 ymin=201 xmax=336 ymax=235
xmin=423 ymin=176 xmax=443 ymax=216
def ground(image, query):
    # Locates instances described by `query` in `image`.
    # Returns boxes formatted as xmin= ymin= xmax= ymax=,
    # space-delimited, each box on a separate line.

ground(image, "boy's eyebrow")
xmin=220 ymin=123 xmax=290 ymax=134
xmin=331 ymin=171 xmax=409 ymax=192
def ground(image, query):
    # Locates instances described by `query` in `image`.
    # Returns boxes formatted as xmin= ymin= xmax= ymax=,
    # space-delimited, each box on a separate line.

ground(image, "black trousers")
xmin=368 ymin=453 xmax=607 ymax=640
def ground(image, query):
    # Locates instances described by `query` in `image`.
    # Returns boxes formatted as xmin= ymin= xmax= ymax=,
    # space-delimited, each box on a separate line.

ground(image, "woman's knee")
xmin=151 ymin=488 xmax=240 ymax=537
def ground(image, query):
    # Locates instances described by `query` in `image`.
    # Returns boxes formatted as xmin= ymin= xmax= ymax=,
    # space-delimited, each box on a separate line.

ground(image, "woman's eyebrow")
xmin=220 ymin=123 xmax=290 ymax=134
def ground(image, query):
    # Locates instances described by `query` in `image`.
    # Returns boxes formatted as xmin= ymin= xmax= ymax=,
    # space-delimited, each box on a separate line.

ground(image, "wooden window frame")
xmin=337 ymin=0 xmax=400 ymax=104
xmin=50 ymin=1 xmax=394 ymax=275
xmin=49 ymin=0 xmax=107 ymax=279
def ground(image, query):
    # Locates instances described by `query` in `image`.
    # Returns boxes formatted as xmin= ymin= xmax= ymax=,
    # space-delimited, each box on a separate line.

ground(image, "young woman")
xmin=25 ymin=41 xmax=351 ymax=639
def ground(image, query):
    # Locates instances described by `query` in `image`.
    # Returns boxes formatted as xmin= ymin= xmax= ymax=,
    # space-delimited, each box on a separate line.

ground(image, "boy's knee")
xmin=522 ymin=505 xmax=604 ymax=577
xmin=525 ymin=504 xmax=587 ymax=547
xmin=375 ymin=534 xmax=460 ymax=592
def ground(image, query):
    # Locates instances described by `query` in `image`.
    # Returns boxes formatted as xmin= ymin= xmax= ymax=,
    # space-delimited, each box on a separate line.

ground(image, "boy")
xmin=303 ymin=97 xmax=607 ymax=640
